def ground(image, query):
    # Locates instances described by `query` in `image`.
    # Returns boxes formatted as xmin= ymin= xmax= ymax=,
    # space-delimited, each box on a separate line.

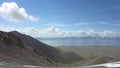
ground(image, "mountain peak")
xmin=0 ymin=31 xmax=24 ymax=48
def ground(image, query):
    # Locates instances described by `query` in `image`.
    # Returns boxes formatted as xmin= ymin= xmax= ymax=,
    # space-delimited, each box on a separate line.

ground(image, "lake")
xmin=38 ymin=37 xmax=120 ymax=46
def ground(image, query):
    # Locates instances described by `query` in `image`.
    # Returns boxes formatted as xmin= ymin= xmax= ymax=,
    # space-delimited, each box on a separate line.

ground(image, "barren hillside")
xmin=0 ymin=31 xmax=84 ymax=67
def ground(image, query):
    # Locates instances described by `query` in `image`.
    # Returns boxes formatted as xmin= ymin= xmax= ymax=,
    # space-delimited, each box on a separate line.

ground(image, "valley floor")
xmin=56 ymin=46 xmax=120 ymax=66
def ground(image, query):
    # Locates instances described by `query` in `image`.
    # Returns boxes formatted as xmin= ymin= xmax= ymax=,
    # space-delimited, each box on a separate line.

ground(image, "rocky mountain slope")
xmin=0 ymin=31 xmax=84 ymax=67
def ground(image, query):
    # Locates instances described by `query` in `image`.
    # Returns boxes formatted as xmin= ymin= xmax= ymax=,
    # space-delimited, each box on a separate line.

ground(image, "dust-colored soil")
xmin=56 ymin=46 xmax=120 ymax=66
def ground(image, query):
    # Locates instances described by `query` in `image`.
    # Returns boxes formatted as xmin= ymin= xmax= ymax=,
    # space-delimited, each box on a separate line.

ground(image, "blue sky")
xmin=0 ymin=0 xmax=120 ymax=37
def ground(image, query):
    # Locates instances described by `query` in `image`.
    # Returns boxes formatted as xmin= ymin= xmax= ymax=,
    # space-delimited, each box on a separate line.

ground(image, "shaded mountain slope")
xmin=0 ymin=31 xmax=85 ymax=67
xmin=9 ymin=31 xmax=60 ymax=62
xmin=0 ymin=31 xmax=56 ymax=66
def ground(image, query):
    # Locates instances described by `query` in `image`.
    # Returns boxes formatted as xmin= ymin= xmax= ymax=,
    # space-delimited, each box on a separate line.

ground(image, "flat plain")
xmin=56 ymin=46 xmax=120 ymax=67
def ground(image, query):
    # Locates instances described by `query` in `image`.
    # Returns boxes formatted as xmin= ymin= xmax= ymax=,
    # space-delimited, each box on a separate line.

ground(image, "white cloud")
xmin=0 ymin=26 xmax=119 ymax=38
xmin=99 ymin=31 xmax=119 ymax=38
xmin=40 ymin=27 xmax=65 ymax=37
xmin=0 ymin=2 xmax=38 ymax=23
